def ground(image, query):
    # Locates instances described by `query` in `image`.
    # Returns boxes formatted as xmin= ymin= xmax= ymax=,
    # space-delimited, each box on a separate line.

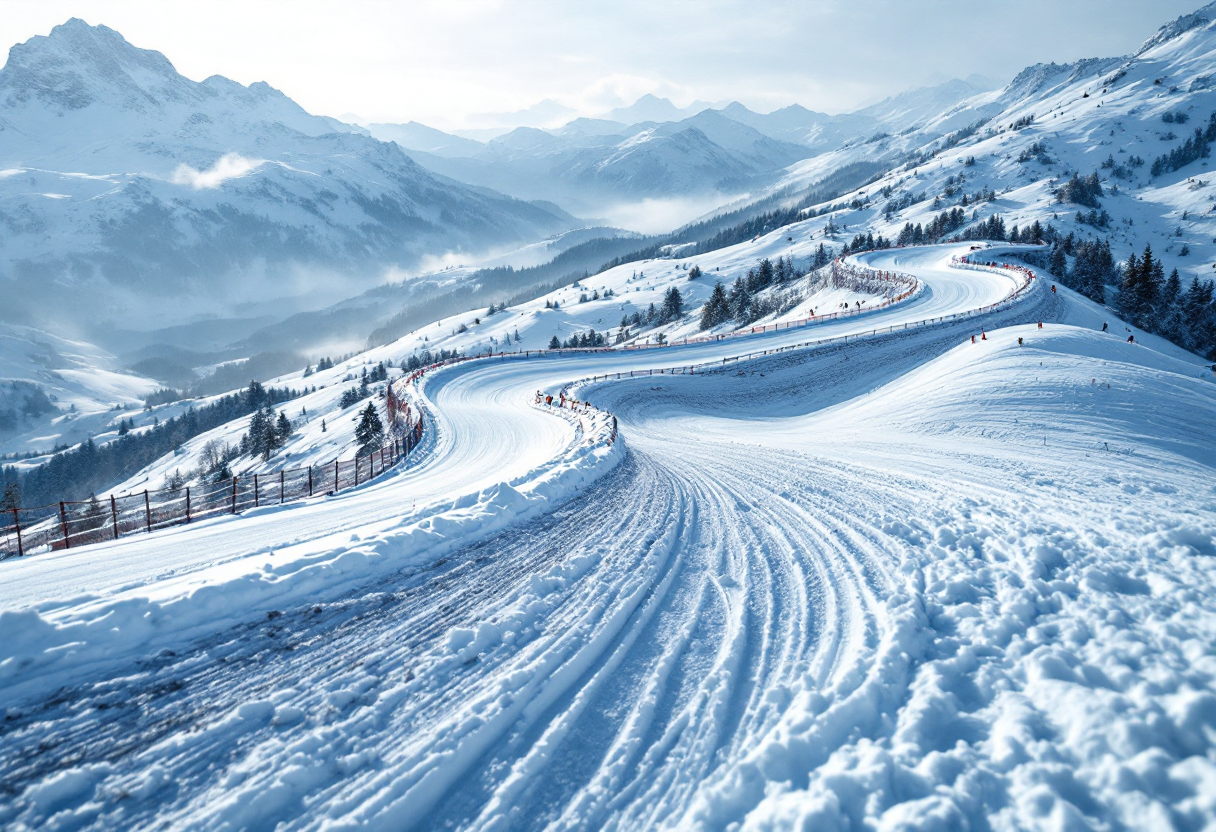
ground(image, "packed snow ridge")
xmin=1 ymin=241 xmax=1214 ymax=831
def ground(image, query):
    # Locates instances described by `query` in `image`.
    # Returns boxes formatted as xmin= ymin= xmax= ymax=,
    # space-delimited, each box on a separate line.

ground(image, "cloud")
xmin=170 ymin=153 xmax=266 ymax=189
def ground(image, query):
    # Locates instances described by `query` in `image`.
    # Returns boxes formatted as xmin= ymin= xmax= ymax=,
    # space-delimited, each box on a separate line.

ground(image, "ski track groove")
xmin=4 ymin=247 xmax=1211 ymax=831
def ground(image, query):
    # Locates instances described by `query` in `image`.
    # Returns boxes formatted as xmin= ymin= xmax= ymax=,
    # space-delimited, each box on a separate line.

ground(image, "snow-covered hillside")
xmin=0 ymin=19 xmax=577 ymax=338
xmin=769 ymin=1 xmax=1216 ymax=307
xmin=1 ymin=242 xmax=1213 ymax=831
xmin=3 ymin=7 xmax=1216 ymax=830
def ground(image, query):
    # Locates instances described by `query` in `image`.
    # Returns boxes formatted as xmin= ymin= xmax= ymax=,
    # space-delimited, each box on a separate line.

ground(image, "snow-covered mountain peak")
xmin=0 ymin=18 xmax=577 ymax=345
xmin=0 ymin=18 xmax=186 ymax=113
xmin=1134 ymin=1 xmax=1216 ymax=57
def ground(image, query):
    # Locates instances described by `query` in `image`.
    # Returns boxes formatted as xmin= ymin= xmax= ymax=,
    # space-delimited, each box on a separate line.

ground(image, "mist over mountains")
xmin=0 ymin=19 xmax=577 ymax=339
xmin=367 ymin=77 xmax=1001 ymax=218
xmin=6 ymin=4 xmax=1216 ymax=462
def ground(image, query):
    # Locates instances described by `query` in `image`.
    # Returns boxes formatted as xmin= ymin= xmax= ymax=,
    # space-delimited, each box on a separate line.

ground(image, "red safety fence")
xmin=0 ymin=413 xmax=424 ymax=559
xmin=559 ymin=254 xmax=1041 ymax=385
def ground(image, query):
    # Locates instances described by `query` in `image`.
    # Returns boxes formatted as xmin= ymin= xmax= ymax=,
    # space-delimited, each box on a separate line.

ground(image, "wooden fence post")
xmin=232 ymin=476 xmax=238 ymax=513
xmin=280 ymin=470 xmax=285 ymax=504
xmin=12 ymin=507 xmax=23 ymax=556
xmin=111 ymin=495 xmax=119 ymax=539
xmin=254 ymin=474 xmax=259 ymax=508
xmin=308 ymin=466 xmax=313 ymax=497
xmin=185 ymin=487 xmax=191 ymax=523
xmin=334 ymin=460 xmax=339 ymax=492
xmin=59 ymin=501 xmax=70 ymax=549
xmin=144 ymin=490 xmax=152 ymax=533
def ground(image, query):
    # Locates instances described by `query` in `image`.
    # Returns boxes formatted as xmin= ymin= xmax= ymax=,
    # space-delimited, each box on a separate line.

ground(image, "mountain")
xmin=0 ymin=19 xmax=578 ymax=342
xmin=762 ymin=0 xmax=1216 ymax=341
xmin=403 ymin=110 xmax=813 ymax=216
xmin=601 ymin=94 xmax=715 ymax=124
xmin=705 ymin=78 xmax=998 ymax=153
xmin=852 ymin=76 xmax=998 ymax=131
xmin=363 ymin=121 xmax=484 ymax=157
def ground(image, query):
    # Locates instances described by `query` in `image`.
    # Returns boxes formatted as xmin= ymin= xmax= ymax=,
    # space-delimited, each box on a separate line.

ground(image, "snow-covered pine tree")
xmin=354 ymin=402 xmax=384 ymax=452
xmin=700 ymin=282 xmax=730 ymax=330
xmin=660 ymin=287 xmax=683 ymax=323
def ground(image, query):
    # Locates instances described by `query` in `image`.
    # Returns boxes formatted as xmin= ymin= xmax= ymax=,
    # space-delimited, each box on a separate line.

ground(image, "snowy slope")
xmin=763 ymin=2 xmax=1216 ymax=298
xmin=90 ymin=208 xmax=917 ymax=494
xmin=1 ymin=242 xmax=1213 ymax=831
xmin=0 ymin=323 xmax=159 ymax=461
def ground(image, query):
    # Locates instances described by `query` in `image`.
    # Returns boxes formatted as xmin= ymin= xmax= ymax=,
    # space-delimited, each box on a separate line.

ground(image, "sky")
xmin=0 ymin=0 xmax=1207 ymax=130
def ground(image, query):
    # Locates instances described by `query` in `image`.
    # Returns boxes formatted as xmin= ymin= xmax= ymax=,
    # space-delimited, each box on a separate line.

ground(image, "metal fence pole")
xmin=12 ymin=507 xmax=23 ymax=556
xmin=110 ymin=495 xmax=119 ymax=540
xmin=334 ymin=460 xmax=339 ymax=492
xmin=144 ymin=490 xmax=152 ymax=533
xmin=59 ymin=501 xmax=70 ymax=549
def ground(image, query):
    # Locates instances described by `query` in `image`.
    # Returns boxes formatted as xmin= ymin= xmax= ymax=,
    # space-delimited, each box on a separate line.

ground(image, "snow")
xmin=2 ymin=241 xmax=1214 ymax=830
xmin=5 ymin=8 xmax=1216 ymax=827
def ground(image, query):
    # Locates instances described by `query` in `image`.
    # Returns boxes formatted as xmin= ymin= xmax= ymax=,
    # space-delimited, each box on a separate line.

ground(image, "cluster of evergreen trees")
xmin=1017 ymin=141 xmax=1052 ymax=165
xmin=549 ymin=329 xmax=608 ymax=349
xmin=897 ymin=208 xmax=967 ymax=245
xmin=1150 ymin=113 xmax=1216 ymax=177
xmin=841 ymin=232 xmax=891 ymax=254
xmin=0 ymin=382 xmax=56 ymax=433
xmin=144 ymin=388 xmax=183 ymax=408
xmin=698 ymin=256 xmax=806 ymax=331
xmin=1045 ymin=238 xmax=1216 ymax=357
xmin=338 ymin=363 xmax=390 ymax=409
xmin=303 ymin=356 xmax=336 ymax=377
xmin=809 ymin=244 xmax=832 ymax=270
xmin=240 ymin=405 xmax=293 ymax=461
xmin=1048 ymin=236 xmax=1116 ymax=303
xmin=1116 ymin=245 xmax=1216 ymax=355
xmin=2 ymin=381 xmax=299 ymax=508
xmin=614 ymin=286 xmax=687 ymax=341
xmin=1056 ymin=172 xmax=1104 ymax=208
xmin=403 ymin=348 xmax=460 ymax=372
xmin=959 ymin=214 xmax=1010 ymax=243
xmin=1100 ymin=152 xmax=1144 ymax=181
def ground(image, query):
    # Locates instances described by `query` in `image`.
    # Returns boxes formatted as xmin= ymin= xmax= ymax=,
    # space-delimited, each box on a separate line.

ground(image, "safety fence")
xmin=560 ymin=254 xmax=1041 ymax=386
xmin=603 ymin=258 xmax=919 ymax=350
xmin=1 ymin=401 xmax=424 ymax=560
xmin=533 ymin=393 xmax=619 ymax=448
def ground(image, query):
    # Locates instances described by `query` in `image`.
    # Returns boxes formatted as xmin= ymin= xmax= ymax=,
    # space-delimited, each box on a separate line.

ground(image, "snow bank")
xmin=0 ymin=396 xmax=623 ymax=709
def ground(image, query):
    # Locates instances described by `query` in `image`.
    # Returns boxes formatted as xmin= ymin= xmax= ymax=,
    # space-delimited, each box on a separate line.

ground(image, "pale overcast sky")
xmin=0 ymin=0 xmax=1206 ymax=129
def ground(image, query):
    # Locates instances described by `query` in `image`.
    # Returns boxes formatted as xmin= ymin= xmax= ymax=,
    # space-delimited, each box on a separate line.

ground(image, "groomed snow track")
xmin=4 ymin=244 xmax=1216 ymax=831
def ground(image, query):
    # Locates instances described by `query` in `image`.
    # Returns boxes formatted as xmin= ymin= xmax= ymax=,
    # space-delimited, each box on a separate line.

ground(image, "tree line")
xmin=2 ymin=381 xmax=300 ymax=508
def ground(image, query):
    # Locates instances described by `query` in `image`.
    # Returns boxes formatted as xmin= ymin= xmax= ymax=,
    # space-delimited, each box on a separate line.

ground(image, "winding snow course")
xmin=6 ymin=243 xmax=1215 ymax=831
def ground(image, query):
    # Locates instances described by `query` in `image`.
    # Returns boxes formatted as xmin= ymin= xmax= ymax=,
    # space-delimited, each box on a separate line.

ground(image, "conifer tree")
xmin=355 ymin=402 xmax=384 ymax=452
xmin=728 ymin=278 xmax=751 ymax=321
xmin=660 ymin=287 xmax=683 ymax=323
xmin=700 ymin=282 xmax=730 ymax=330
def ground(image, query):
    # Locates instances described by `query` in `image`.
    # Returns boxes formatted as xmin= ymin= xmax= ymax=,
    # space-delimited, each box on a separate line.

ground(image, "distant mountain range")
xmin=0 ymin=19 xmax=578 ymax=340
xmin=363 ymin=77 xmax=1002 ymax=215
